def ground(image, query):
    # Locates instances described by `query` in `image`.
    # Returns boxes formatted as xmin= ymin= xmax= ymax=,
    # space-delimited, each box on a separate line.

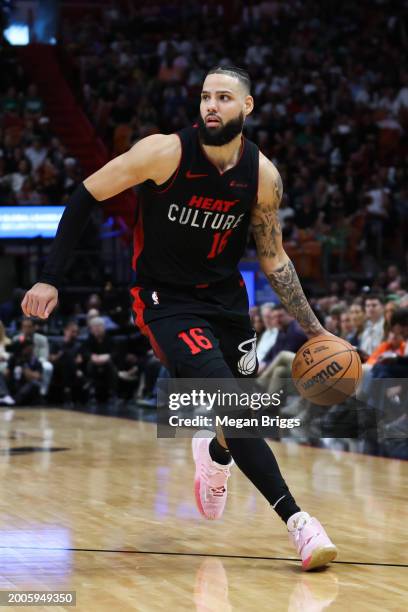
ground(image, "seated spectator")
xmin=324 ymin=315 xmax=339 ymax=335
xmin=15 ymin=176 xmax=47 ymax=205
xmin=138 ymin=350 xmax=162 ymax=404
xmin=325 ymin=304 xmax=346 ymax=336
xmin=0 ymin=371 xmax=14 ymax=405
xmin=85 ymin=294 xmax=119 ymax=330
xmin=371 ymin=309 xmax=408 ymax=379
xmin=115 ymin=336 xmax=141 ymax=401
xmin=10 ymin=159 xmax=31 ymax=194
xmin=24 ymin=138 xmax=48 ymax=172
xmin=0 ymin=320 xmax=11 ymax=373
xmin=256 ymin=303 xmax=279 ymax=372
xmin=258 ymin=309 xmax=308 ymax=395
xmin=12 ymin=318 xmax=53 ymax=398
xmin=364 ymin=309 xmax=408 ymax=440
xmin=81 ymin=317 xmax=117 ymax=401
xmin=340 ymin=311 xmax=356 ymax=342
xmin=348 ymin=302 xmax=366 ymax=347
xmin=359 ymin=294 xmax=385 ymax=359
xmin=0 ymin=320 xmax=14 ymax=405
xmin=366 ymin=330 xmax=406 ymax=366
xmin=251 ymin=311 xmax=265 ymax=339
xmin=6 ymin=339 xmax=42 ymax=405
xmin=383 ymin=300 xmax=398 ymax=337
xmin=49 ymin=321 xmax=86 ymax=404
xmin=385 ymin=265 xmax=402 ymax=292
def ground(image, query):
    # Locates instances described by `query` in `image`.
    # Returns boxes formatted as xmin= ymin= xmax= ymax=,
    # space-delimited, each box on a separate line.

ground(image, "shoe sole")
xmin=303 ymin=546 xmax=338 ymax=571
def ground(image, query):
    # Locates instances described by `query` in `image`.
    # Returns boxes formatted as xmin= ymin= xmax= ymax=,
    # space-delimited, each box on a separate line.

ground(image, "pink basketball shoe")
xmin=288 ymin=512 xmax=338 ymax=570
xmin=192 ymin=433 xmax=233 ymax=520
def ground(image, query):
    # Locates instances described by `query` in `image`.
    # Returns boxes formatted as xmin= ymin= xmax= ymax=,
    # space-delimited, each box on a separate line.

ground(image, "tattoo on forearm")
xmin=251 ymin=172 xmax=283 ymax=258
xmin=267 ymin=260 xmax=323 ymax=335
xmin=252 ymin=205 xmax=282 ymax=257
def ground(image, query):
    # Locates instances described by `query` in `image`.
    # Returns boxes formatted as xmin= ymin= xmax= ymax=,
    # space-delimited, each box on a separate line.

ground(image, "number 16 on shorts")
xmin=178 ymin=327 xmax=213 ymax=355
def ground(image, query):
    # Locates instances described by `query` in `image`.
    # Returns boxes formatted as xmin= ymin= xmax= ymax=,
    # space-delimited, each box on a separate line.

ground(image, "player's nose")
xmin=205 ymin=97 xmax=218 ymax=112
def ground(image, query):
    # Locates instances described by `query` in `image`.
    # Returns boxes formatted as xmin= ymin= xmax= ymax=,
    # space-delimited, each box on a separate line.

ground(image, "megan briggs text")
xmin=168 ymin=415 xmax=301 ymax=429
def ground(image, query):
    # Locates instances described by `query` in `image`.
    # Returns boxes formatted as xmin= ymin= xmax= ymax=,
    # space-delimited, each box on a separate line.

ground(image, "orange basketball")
xmin=291 ymin=335 xmax=362 ymax=406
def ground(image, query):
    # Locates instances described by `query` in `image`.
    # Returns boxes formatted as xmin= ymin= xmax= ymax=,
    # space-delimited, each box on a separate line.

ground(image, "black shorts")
xmin=131 ymin=278 xmax=258 ymax=379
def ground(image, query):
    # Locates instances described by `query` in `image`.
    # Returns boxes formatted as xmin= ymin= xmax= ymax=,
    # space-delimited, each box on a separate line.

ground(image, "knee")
xmin=41 ymin=360 xmax=54 ymax=377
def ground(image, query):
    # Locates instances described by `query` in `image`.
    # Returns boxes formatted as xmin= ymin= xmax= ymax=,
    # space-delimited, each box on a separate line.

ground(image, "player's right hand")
xmin=21 ymin=283 xmax=58 ymax=319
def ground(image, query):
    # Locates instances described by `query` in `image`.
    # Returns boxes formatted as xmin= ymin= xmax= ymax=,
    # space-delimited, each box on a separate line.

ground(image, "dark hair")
xmin=64 ymin=320 xmax=78 ymax=329
xmin=390 ymin=308 xmax=408 ymax=328
xmin=206 ymin=65 xmax=251 ymax=94
xmin=363 ymin=293 xmax=384 ymax=307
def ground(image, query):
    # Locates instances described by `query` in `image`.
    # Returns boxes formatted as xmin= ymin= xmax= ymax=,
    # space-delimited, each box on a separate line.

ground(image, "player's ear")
xmin=244 ymin=95 xmax=254 ymax=117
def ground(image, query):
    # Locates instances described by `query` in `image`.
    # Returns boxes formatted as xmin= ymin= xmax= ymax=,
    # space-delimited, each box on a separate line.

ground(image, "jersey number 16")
xmin=207 ymin=229 xmax=233 ymax=259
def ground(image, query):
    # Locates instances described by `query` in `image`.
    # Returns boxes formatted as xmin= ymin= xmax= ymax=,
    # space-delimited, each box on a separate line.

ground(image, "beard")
xmin=198 ymin=111 xmax=245 ymax=146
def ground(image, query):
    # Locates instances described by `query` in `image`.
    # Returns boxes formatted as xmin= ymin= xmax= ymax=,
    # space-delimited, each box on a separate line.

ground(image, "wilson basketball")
xmin=291 ymin=335 xmax=362 ymax=406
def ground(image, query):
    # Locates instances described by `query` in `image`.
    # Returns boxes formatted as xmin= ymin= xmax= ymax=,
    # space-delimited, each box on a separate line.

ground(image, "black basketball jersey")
xmin=132 ymin=125 xmax=259 ymax=288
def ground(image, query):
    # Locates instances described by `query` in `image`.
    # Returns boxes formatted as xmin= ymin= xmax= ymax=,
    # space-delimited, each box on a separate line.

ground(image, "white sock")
xmin=287 ymin=511 xmax=311 ymax=531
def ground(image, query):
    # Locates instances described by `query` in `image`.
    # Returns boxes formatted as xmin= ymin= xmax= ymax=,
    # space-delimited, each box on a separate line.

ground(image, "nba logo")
xmin=152 ymin=291 xmax=159 ymax=305
xmin=302 ymin=348 xmax=313 ymax=365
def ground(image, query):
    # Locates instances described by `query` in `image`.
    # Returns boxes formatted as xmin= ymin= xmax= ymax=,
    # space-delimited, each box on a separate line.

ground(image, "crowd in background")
xmin=0 ymin=1 xmax=407 ymax=460
xmin=249 ymin=274 xmax=408 ymax=458
xmin=62 ymin=0 xmax=407 ymax=273
xmin=1 ymin=270 xmax=407 ymax=457
xmin=0 ymin=36 xmax=82 ymax=205
xmin=0 ymin=289 xmax=153 ymax=408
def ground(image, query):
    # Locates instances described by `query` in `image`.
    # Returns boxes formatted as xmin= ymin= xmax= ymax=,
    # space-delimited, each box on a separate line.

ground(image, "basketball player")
xmin=21 ymin=66 xmax=337 ymax=570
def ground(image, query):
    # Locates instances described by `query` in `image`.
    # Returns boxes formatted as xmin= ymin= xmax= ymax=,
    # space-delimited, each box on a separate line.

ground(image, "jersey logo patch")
xmin=237 ymin=334 xmax=257 ymax=375
xmin=230 ymin=180 xmax=248 ymax=188
xmin=186 ymin=170 xmax=208 ymax=179
xmin=152 ymin=291 xmax=159 ymax=305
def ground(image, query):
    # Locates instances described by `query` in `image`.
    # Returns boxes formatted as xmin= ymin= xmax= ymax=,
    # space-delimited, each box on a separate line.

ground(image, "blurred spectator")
xmin=258 ymin=310 xmax=307 ymax=394
xmin=386 ymin=265 xmax=402 ymax=291
xmin=0 ymin=320 xmax=14 ymax=405
xmin=251 ymin=311 xmax=265 ymax=339
xmin=360 ymin=295 xmax=385 ymax=357
xmin=366 ymin=330 xmax=406 ymax=367
xmin=49 ymin=321 xmax=86 ymax=404
xmin=256 ymin=303 xmax=279 ymax=371
xmin=12 ymin=318 xmax=53 ymax=398
xmin=0 ymin=320 xmax=11 ymax=372
xmin=340 ymin=311 xmax=355 ymax=342
xmin=384 ymin=300 xmax=398 ymax=337
xmin=6 ymin=340 xmax=42 ymax=405
xmin=371 ymin=309 xmax=408 ymax=379
xmin=348 ymin=303 xmax=366 ymax=347
xmin=24 ymin=138 xmax=47 ymax=172
xmin=81 ymin=317 xmax=117 ymax=401
xmin=15 ymin=177 xmax=47 ymax=205
xmin=367 ymin=309 xmax=408 ymax=440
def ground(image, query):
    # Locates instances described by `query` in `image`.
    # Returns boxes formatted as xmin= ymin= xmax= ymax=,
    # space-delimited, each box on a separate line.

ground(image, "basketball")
xmin=291 ymin=335 xmax=362 ymax=406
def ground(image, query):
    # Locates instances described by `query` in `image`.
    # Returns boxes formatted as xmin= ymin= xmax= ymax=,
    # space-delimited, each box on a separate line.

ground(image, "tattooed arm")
xmin=251 ymin=154 xmax=325 ymax=337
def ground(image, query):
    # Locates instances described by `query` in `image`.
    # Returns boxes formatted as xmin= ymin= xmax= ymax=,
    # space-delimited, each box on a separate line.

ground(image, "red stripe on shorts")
xmin=130 ymin=287 xmax=168 ymax=367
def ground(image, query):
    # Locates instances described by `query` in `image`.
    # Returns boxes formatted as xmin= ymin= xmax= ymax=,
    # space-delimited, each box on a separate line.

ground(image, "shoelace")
xmin=210 ymin=485 xmax=226 ymax=497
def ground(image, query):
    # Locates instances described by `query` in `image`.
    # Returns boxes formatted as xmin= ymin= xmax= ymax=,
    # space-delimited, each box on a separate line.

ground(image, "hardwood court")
xmin=0 ymin=408 xmax=406 ymax=611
